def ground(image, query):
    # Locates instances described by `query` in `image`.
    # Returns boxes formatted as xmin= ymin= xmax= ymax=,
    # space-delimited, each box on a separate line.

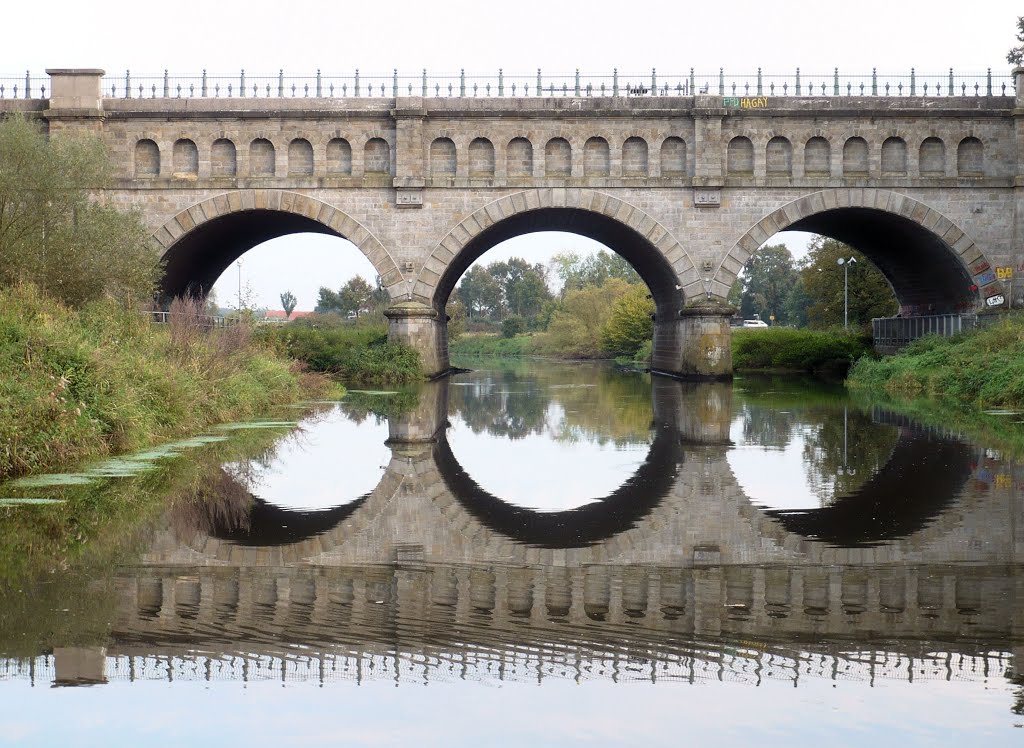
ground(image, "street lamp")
xmin=837 ymin=256 xmax=857 ymax=329
xmin=236 ymin=260 xmax=242 ymax=310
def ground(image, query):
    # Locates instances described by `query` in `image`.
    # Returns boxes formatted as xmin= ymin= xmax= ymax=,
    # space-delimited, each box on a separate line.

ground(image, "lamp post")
xmin=837 ymin=256 xmax=857 ymax=329
xmin=236 ymin=260 xmax=242 ymax=310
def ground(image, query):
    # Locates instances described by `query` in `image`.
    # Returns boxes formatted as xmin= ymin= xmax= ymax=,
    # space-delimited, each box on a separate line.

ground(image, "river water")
xmin=0 ymin=360 xmax=1022 ymax=746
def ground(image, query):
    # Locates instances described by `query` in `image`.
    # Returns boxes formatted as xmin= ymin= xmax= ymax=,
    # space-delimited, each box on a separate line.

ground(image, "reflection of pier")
xmin=2 ymin=561 xmax=1021 ymax=688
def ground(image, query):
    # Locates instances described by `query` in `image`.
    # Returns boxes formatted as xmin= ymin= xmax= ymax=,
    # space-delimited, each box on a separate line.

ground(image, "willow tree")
xmin=0 ymin=115 xmax=160 ymax=306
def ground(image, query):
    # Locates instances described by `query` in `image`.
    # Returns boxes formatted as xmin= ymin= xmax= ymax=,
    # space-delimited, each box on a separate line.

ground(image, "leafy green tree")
xmin=540 ymin=278 xmax=632 ymax=357
xmin=550 ymin=249 xmax=640 ymax=293
xmin=456 ymin=265 xmax=503 ymax=318
xmin=315 ymin=287 xmax=342 ymax=313
xmin=736 ymin=244 xmax=798 ymax=324
xmin=601 ymin=284 xmax=654 ymax=355
xmin=0 ymin=115 xmax=160 ymax=306
xmin=799 ymin=237 xmax=898 ymax=329
xmin=488 ymin=258 xmax=551 ymax=319
xmin=339 ymin=276 xmax=374 ymax=318
xmin=279 ymin=290 xmax=297 ymax=319
xmin=1008 ymin=16 xmax=1024 ymax=64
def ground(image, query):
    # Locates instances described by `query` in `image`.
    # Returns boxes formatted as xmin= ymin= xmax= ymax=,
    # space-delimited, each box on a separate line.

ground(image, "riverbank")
xmin=452 ymin=327 xmax=871 ymax=374
xmin=0 ymin=284 xmax=341 ymax=481
xmin=847 ymin=314 xmax=1024 ymax=410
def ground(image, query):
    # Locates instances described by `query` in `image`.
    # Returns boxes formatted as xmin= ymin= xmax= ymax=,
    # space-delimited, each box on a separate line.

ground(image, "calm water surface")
xmin=1 ymin=360 xmax=1022 ymax=747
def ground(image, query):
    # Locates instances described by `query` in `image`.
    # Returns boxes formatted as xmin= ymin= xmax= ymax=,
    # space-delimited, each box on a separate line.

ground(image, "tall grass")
xmin=0 ymin=283 xmax=334 ymax=480
xmin=847 ymin=314 xmax=1024 ymax=409
xmin=257 ymin=317 xmax=422 ymax=384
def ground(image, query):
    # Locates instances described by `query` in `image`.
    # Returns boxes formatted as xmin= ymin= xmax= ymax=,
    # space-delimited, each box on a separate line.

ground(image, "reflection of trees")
xmin=448 ymin=364 xmax=653 ymax=446
xmin=734 ymin=380 xmax=900 ymax=506
xmin=800 ymin=409 xmax=898 ymax=505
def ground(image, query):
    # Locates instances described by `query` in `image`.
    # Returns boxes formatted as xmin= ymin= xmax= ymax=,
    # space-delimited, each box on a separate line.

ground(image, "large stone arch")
xmin=712 ymin=188 xmax=1000 ymax=313
xmin=151 ymin=189 xmax=403 ymax=299
xmin=412 ymin=189 xmax=698 ymax=314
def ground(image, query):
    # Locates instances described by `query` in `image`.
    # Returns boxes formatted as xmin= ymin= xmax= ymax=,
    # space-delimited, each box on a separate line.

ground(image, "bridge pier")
xmin=651 ymin=301 xmax=735 ymax=380
xmin=384 ymin=301 xmax=449 ymax=378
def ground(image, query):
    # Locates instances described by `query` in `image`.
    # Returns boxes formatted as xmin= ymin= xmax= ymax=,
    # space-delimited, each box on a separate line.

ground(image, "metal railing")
xmin=872 ymin=312 xmax=1000 ymax=353
xmin=0 ymin=68 xmax=1014 ymax=100
xmin=146 ymin=310 xmax=236 ymax=328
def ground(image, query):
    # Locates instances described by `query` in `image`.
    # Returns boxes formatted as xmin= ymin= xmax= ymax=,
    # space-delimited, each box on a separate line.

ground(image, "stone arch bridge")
xmin=7 ymin=68 xmax=1024 ymax=376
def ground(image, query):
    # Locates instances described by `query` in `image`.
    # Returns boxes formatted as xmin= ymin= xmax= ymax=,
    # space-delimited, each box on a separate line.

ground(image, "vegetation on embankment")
xmin=847 ymin=314 xmax=1024 ymax=410
xmin=257 ymin=316 xmax=422 ymax=384
xmin=732 ymin=327 xmax=873 ymax=375
xmin=0 ymin=284 xmax=339 ymax=481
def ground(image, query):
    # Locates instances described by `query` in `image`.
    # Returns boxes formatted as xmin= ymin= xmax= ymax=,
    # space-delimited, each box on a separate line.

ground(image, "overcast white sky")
xmin=7 ymin=0 xmax=1019 ymax=310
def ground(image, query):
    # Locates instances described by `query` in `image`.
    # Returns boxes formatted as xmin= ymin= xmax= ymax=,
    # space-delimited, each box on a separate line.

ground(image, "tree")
xmin=315 ymin=287 xmax=343 ymax=313
xmin=488 ymin=258 xmax=551 ymax=320
xmin=456 ymin=265 xmax=503 ymax=318
xmin=601 ymin=284 xmax=654 ymax=356
xmin=1008 ymin=16 xmax=1024 ymax=64
xmin=338 ymin=276 xmax=374 ymax=317
xmin=0 ymin=115 xmax=160 ymax=306
xmin=799 ymin=237 xmax=898 ymax=329
xmin=550 ymin=249 xmax=640 ymax=293
xmin=736 ymin=244 xmax=798 ymax=324
xmin=279 ymin=290 xmax=297 ymax=319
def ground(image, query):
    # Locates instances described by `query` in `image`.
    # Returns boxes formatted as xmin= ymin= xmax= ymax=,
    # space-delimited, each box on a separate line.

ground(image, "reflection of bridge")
xmin=3 ymin=378 xmax=1023 ymax=689
xmin=3 ymin=560 xmax=1020 ymax=688
xmin=8 ymin=69 xmax=1024 ymax=376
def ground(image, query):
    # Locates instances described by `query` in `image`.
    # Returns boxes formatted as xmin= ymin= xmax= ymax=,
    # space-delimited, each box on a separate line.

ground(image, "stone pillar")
xmin=652 ymin=377 xmax=734 ymax=445
xmin=1013 ymin=68 xmax=1024 ymax=282
xmin=384 ymin=301 xmax=449 ymax=378
xmin=651 ymin=300 xmax=735 ymax=380
xmin=44 ymin=69 xmax=105 ymax=135
xmin=386 ymin=379 xmax=448 ymax=445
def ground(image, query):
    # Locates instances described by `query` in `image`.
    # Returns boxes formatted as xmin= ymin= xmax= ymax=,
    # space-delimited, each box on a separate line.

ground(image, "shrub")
xmin=501 ymin=316 xmax=526 ymax=338
xmin=732 ymin=327 xmax=872 ymax=374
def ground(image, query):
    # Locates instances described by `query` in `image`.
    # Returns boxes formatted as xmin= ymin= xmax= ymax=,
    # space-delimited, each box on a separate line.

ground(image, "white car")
xmin=742 ymin=319 xmax=769 ymax=328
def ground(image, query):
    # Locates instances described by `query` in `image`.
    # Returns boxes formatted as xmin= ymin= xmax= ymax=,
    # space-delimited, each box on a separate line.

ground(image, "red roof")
xmin=264 ymin=310 xmax=315 ymax=319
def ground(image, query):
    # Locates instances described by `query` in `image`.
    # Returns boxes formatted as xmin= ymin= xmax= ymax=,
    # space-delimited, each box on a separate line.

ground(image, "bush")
xmin=732 ymin=327 xmax=872 ymax=374
xmin=601 ymin=285 xmax=654 ymax=356
xmin=257 ymin=318 xmax=422 ymax=384
xmin=501 ymin=316 xmax=526 ymax=338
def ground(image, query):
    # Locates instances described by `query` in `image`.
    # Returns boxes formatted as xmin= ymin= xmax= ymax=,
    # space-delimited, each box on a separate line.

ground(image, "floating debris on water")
xmin=214 ymin=421 xmax=298 ymax=430
xmin=8 ymin=474 xmax=94 ymax=488
xmin=0 ymin=498 xmax=66 ymax=506
xmin=982 ymin=410 xmax=1020 ymax=416
xmin=346 ymin=390 xmax=400 ymax=396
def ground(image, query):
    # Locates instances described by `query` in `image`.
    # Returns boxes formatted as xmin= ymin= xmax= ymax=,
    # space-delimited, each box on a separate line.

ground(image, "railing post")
xmin=240 ymin=69 xmax=246 ymax=97
xmin=756 ymin=67 xmax=762 ymax=96
xmin=537 ymin=68 xmax=542 ymax=97
xmin=316 ymin=69 xmax=322 ymax=97
xmin=167 ymin=69 xmax=173 ymax=98
xmin=872 ymin=67 xmax=877 ymax=95
xmin=392 ymin=68 xmax=397 ymax=97
xmin=460 ymin=69 xmax=465 ymax=97
xmin=720 ymin=68 xmax=726 ymax=95
xmin=689 ymin=67 xmax=695 ymax=95
xmin=910 ymin=67 xmax=915 ymax=96
xmin=613 ymin=68 xmax=618 ymax=97
xmin=125 ymin=69 xmax=131 ymax=98
xmin=987 ymin=67 xmax=992 ymax=96
xmin=948 ymin=67 xmax=954 ymax=96
xmin=422 ymin=68 xmax=427 ymax=97
xmin=834 ymin=67 xmax=839 ymax=96
xmin=498 ymin=68 xmax=503 ymax=96
xmin=650 ymin=67 xmax=656 ymax=94
xmin=795 ymin=67 xmax=800 ymax=95
xmin=278 ymin=69 xmax=284 ymax=97
xmin=24 ymin=70 xmax=30 ymax=99
xmin=354 ymin=68 xmax=360 ymax=97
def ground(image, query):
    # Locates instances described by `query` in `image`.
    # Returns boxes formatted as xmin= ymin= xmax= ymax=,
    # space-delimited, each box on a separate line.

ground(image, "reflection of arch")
xmin=433 ymin=420 xmax=681 ymax=549
xmin=153 ymin=190 xmax=401 ymax=299
xmin=203 ymin=475 xmax=369 ymax=547
xmin=713 ymin=189 xmax=994 ymax=313
xmin=415 ymin=191 xmax=697 ymax=313
xmin=763 ymin=425 xmax=973 ymax=546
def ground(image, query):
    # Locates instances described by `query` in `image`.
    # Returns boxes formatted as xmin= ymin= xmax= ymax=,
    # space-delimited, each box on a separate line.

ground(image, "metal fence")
xmin=146 ymin=310 xmax=236 ymax=328
xmin=872 ymin=313 xmax=1001 ymax=354
xmin=0 ymin=68 xmax=1015 ymax=100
